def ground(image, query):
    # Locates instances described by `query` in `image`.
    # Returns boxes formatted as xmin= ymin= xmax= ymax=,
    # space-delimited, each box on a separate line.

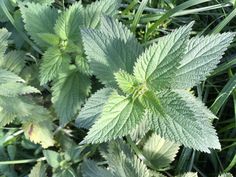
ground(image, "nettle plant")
xmin=0 ymin=0 xmax=235 ymax=176
xmin=77 ymin=17 xmax=235 ymax=153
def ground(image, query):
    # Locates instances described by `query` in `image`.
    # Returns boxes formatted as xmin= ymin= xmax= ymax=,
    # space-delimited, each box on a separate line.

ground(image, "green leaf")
xmin=130 ymin=117 xmax=150 ymax=141
xmin=101 ymin=141 xmax=150 ymax=177
xmin=134 ymin=22 xmax=193 ymax=90
xmin=29 ymin=162 xmax=48 ymax=177
xmin=0 ymin=69 xmax=24 ymax=84
xmin=54 ymin=2 xmax=83 ymax=41
xmin=82 ymin=17 xmax=143 ymax=86
xmin=115 ymin=70 xmax=139 ymax=94
xmin=18 ymin=0 xmax=54 ymax=4
xmin=39 ymin=47 xmax=70 ymax=85
xmin=148 ymin=90 xmax=220 ymax=152
xmin=0 ymin=82 xmax=39 ymax=97
xmin=37 ymin=33 xmax=60 ymax=46
xmin=139 ymin=90 xmax=165 ymax=116
xmin=0 ymin=96 xmax=32 ymax=126
xmin=218 ymin=173 xmax=233 ymax=177
xmin=81 ymin=159 xmax=112 ymax=177
xmin=75 ymin=88 xmax=113 ymax=129
xmin=23 ymin=118 xmax=54 ymax=148
xmin=52 ymin=67 xmax=91 ymax=126
xmin=0 ymin=50 xmax=25 ymax=74
xmin=43 ymin=150 xmax=61 ymax=168
xmin=176 ymin=172 xmax=198 ymax=177
xmin=0 ymin=28 xmax=10 ymax=58
xmin=84 ymin=91 xmax=144 ymax=143
xmin=143 ymin=133 xmax=180 ymax=169
xmin=20 ymin=2 xmax=58 ymax=48
xmin=173 ymin=32 xmax=235 ymax=89
xmin=81 ymin=0 xmax=120 ymax=28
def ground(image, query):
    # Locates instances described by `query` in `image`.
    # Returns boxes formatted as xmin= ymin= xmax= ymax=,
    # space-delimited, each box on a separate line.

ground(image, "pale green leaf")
xmin=174 ymin=32 xmax=235 ymax=89
xmin=54 ymin=2 xmax=83 ymax=41
xmin=218 ymin=173 xmax=233 ymax=177
xmin=81 ymin=159 xmax=112 ymax=177
xmin=115 ymin=70 xmax=138 ymax=94
xmin=134 ymin=22 xmax=193 ymax=90
xmin=143 ymin=133 xmax=180 ymax=169
xmin=0 ymin=28 xmax=10 ymax=58
xmin=81 ymin=0 xmax=120 ymax=28
xmin=0 ymin=82 xmax=39 ymax=97
xmin=101 ymin=141 xmax=150 ymax=177
xmin=75 ymin=88 xmax=113 ymax=129
xmin=39 ymin=47 xmax=70 ymax=85
xmin=176 ymin=172 xmax=198 ymax=177
xmin=20 ymin=2 xmax=58 ymax=48
xmin=84 ymin=91 xmax=144 ymax=143
xmin=52 ymin=68 xmax=91 ymax=126
xmin=130 ymin=116 xmax=150 ymax=141
xmin=18 ymin=0 xmax=54 ymax=4
xmin=29 ymin=162 xmax=47 ymax=177
xmin=37 ymin=33 xmax=60 ymax=46
xmin=82 ymin=17 xmax=143 ymax=86
xmin=43 ymin=150 xmax=60 ymax=168
xmin=0 ymin=69 xmax=24 ymax=84
xmin=148 ymin=90 xmax=220 ymax=152
xmin=23 ymin=119 xmax=54 ymax=148
xmin=0 ymin=50 xmax=25 ymax=74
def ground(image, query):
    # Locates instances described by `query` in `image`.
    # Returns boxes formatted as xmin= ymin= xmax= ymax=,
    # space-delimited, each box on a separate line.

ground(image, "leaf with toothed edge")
xmin=173 ymin=32 xmax=235 ymax=89
xmin=83 ymin=91 xmax=145 ymax=144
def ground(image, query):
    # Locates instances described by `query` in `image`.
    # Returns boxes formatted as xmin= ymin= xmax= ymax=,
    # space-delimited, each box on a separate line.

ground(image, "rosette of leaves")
xmin=77 ymin=17 xmax=235 ymax=152
xmin=0 ymin=28 xmax=54 ymax=148
xmin=19 ymin=0 xmax=121 ymax=125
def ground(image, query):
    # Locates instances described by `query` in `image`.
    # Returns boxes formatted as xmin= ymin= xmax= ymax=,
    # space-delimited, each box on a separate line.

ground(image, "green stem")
xmin=0 ymin=157 xmax=46 ymax=165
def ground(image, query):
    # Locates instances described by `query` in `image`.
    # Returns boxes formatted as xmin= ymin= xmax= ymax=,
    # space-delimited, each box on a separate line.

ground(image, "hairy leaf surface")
xmin=174 ymin=33 xmax=235 ymax=88
xmin=134 ymin=22 xmax=193 ymax=90
xmin=20 ymin=2 xmax=58 ymax=48
xmin=52 ymin=68 xmax=91 ymax=126
xmin=84 ymin=92 xmax=144 ymax=143
xmin=75 ymin=88 xmax=113 ymax=129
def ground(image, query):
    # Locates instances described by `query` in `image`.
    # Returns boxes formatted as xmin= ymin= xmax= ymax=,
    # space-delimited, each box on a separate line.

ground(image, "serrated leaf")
xmin=130 ymin=116 xmax=150 ymax=141
xmin=173 ymin=32 xmax=235 ymax=89
xmin=0 ymin=82 xmax=39 ymax=97
xmin=176 ymin=172 xmax=198 ymax=177
xmin=81 ymin=0 xmax=120 ymax=28
xmin=134 ymin=22 xmax=193 ymax=90
xmin=143 ymin=133 xmax=180 ymax=169
xmin=23 ymin=119 xmax=54 ymax=148
xmin=54 ymin=2 xmax=83 ymax=41
xmin=81 ymin=159 xmax=112 ymax=177
xmin=75 ymin=88 xmax=113 ymax=129
xmin=29 ymin=162 xmax=47 ymax=177
xmin=39 ymin=47 xmax=70 ymax=85
xmin=0 ymin=28 xmax=10 ymax=58
xmin=0 ymin=50 xmax=25 ymax=74
xmin=148 ymin=90 xmax=220 ymax=152
xmin=20 ymin=2 xmax=58 ymax=48
xmin=52 ymin=68 xmax=91 ymax=126
xmin=82 ymin=17 xmax=143 ymax=86
xmin=0 ymin=69 xmax=24 ymax=84
xmin=18 ymin=0 xmax=54 ymax=4
xmin=84 ymin=91 xmax=144 ymax=143
xmin=101 ymin=141 xmax=150 ymax=177
xmin=115 ymin=70 xmax=139 ymax=94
